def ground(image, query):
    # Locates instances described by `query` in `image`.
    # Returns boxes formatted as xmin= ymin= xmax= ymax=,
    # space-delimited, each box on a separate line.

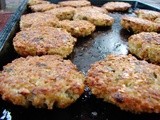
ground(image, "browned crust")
xmin=128 ymin=32 xmax=160 ymax=64
xmin=102 ymin=2 xmax=131 ymax=12
xmin=135 ymin=9 xmax=160 ymax=21
xmin=56 ymin=20 xmax=96 ymax=37
xmin=121 ymin=16 xmax=160 ymax=33
xmin=13 ymin=27 xmax=76 ymax=57
xmin=0 ymin=55 xmax=85 ymax=109
xmin=20 ymin=12 xmax=59 ymax=30
xmin=85 ymin=54 xmax=160 ymax=113
xmin=58 ymin=0 xmax=91 ymax=8
xmin=30 ymin=3 xmax=59 ymax=12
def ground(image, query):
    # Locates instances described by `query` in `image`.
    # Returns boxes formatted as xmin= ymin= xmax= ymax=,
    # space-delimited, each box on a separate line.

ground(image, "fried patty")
xmin=45 ymin=7 xmax=76 ymax=20
xmin=128 ymin=32 xmax=160 ymax=64
xmin=121 ymin=16 xmax=160 ymax=33
xmin=13 ymin=27 xmax=76 ymax=57
xmin=0 ymin=55 xmax=85 ymax=109
xmin=85 ymin=54 xmax=160 ymax=113
xmin=56 ymin=20 xmax=96 ymax=37
xmin=135 ymin=9 xmax=160 ymax=21
xmin=102 ymin=2 xmax=131 ymax=12
xmin=73 ymin=9 xmax=114 ymax=27
xmin=28 ymin=0 xmax=50 ymax=6
xmin=20 ymin=12 xmax=59 ymax=30
xmin=78 ymin=6 xmax=108 ymax=14
xmin=58 ymin=0 xmax=91 ymax=8
xmin=30 ymin=3 xmax=59 ymax=12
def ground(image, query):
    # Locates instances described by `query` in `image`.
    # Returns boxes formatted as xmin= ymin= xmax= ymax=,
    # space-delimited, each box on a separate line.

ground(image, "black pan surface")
xmin=0 ymin=1 xmax=160 ymax=120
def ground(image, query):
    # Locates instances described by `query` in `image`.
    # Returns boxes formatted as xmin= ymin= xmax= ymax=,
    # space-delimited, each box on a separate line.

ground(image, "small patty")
xmin=30 ymin=3 xmax=59 ymax=12
xmin=58 ymin=0 xmax=91 ymax=8
xmin=0 ymin=55 xmax=85 ymax=109
xmin=20 ymin=12 xmax=59 ymax=30
xmin=13 ymin=27 xmax=76 ymax=57
xmin=56 ymin=20 xmax=96 ymax=37
xmin=45 ymin=7 xmax=76 ymax=20
xmin=128 ymin=32 xmax=160 ymax=64
xmin=73 ymin=9 xmax=114 ymax=27
xmin=28 ymin=0 xmax=50 ymax=6
xmin=121 ymin=16 xmax=160 ymax=33
xmin=135 ymin=9 xmax=160 ymax=21
xmin=85 ymin=54 xmax=160 ymax=113
xmin=78 ymin=6 xmax=108 ymax=14
xmin=102 ymin=2 xmax=131 ymax=12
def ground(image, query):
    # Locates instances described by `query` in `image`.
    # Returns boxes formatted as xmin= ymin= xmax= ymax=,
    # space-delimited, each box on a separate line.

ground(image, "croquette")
xmin=121 ymin=16 xmax=160 ymax=33
xmin=20 ymin=12 xmax=59 ymax=30
xmin=56 ymin=20 xmax=96 ymax=37
xmin=13 ymin=27 xmax=76 ymax=57
xmin=102 ymin=2 xmax=131 ymax=12
xmin=135 ymin=9 xmax=160 ymax=21
xmin=30 ymin=3 xmax=59 ymax=12
xmin=128 ymin=32 xmax=160 ymax=64
xmin=73 ymin=9 xmax=114 ymax=26
xmin=0 ymin=55 xmax=85 ymax=109
xmin=28 ymin=0 xmax=50 ymax=6
xmin=86 ymin=54 xmax=160 ymax=113
xmin=45 ymin=7 xmax=76 ymax=20
xmin=58 ymin=0 xmax=91 ymax=8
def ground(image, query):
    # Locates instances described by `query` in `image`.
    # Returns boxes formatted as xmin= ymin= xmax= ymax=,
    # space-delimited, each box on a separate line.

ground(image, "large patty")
xmin=0 ymin=55 xmax=85 ymax=109
xmin=85 ymin=54 xmax=160 ymax=113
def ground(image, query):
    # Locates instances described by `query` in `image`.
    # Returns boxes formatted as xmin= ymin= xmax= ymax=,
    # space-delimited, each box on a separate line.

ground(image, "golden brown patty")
xmin=86 ymin=54 xmax=160 ymax=113
xmin=20 ymin=12 xmax=59 ymax=30
xmin=56 ymin=20 xmax=96 ymax=37
xmin=30 ymin=3 xmax=59 ymax=12
xmin=13 ymin=27 xmax=76 ymax=57
xmin=73 ymin=9 xmax=114 ymax=26
xmin=121 ymin=16 xmax=160 ymax=33
xmin=128 ymin=32 xmax=160 ymax=64
xmin=0 ymin=55 xmax=85 ymax=109
xmin=45 ymin=7 xmax=76 ymax=20
xmin=28 ymin=0 xmax=50 ymax=6
xmin=58 ymin=0 xmax=91 ymax=8
xmin=78 ymin=6 xmax=108 ymax=14
xmin=102 ymin=2 xmax=131 ymax=12
xmin=135 ymin=9 xmax=160 ymax=21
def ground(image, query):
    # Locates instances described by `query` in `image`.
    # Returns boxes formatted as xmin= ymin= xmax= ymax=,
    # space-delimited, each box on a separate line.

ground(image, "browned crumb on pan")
xmin=58 ymin=0 xmax=91 ymax=8
xmin=102 ymin=2 xmax=131 ymax=12
xmin=56 ymin=20 xmax=96 ymax=37
xmin=135 ymin=9 xmax=160 ymax=21
xmin=121 ymin=16 xmax=160 ymax=33
xmin=30 ymin=3 xmax=59 ymax=12
xmin=86 ymin=54 xmax=160 ymax=113
xmin=0 ymin=55 xmax=85 ymax=109
xmin=128 ymin=32 xmax=160 ymax=64
xmin=45 ymin=7 xmax=76 ymax=20
xmin=13 ymin=27 xmax=76 ymax=57
xmin=20 ymin=12 xmax=59 ymax=30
